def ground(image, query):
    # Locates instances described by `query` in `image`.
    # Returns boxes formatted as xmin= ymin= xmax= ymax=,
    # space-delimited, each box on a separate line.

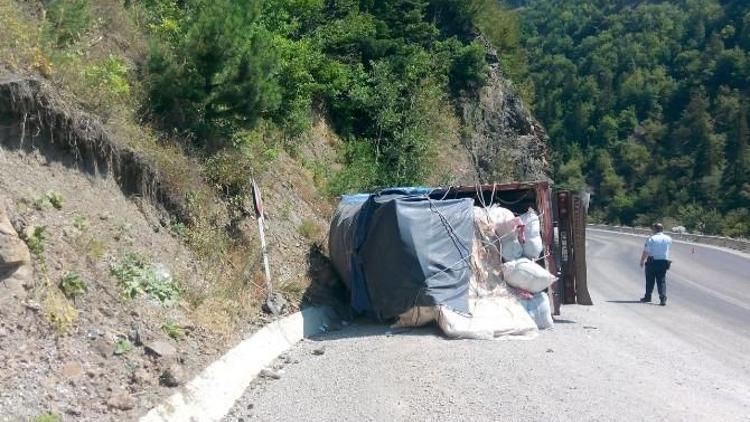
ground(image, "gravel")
xmin=224 ymin=231 xmax=750 ymax=422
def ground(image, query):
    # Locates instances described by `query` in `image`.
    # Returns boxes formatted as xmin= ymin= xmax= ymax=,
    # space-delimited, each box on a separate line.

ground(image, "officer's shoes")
xmin=639 ymin=297 xmax=651 ymax=303
xmin=659 ymin=300 xmax=667 ymax=306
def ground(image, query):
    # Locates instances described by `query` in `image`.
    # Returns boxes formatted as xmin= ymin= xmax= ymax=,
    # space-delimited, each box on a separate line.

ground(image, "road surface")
xmin=225 ymin=229 xmax=750 ymax=421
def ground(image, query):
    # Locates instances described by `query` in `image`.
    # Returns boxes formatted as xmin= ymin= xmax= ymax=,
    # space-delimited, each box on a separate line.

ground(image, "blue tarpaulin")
xmin=328 ymin=188 xmax=474 ymax=320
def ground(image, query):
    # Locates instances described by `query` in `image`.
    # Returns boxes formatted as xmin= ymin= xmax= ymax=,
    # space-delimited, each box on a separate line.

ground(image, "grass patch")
xmin=43 ymin=290 xmax=78 ymax=332
xmin=32 ymin=412 xmax=61 ymax=422
xmin=44 ymin=0 xmax=92 ymax=48
xmin=0 ymin=0 xmax=39 ymax=71
xmin=77 ymin=236 xmax=106 ymax=261
xmin=298 ymin=218 xmax=321 ymax=240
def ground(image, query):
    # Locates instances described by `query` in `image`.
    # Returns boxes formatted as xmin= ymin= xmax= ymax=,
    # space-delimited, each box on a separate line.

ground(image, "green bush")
xmin=449 ymin=42 xmax=489 ymax=94
xmin=47 ymin=191 xmax=64 ymax=209
xmin=33 ymin=191 xmax=64 ymax=210
xmin=141 ymin=0 xmax=497 ymax=192
xmin=677 ymin=204 xmax=724 ymax=235
xmin=84 ymin=56 xmax=131 ymax=103
xmin=161 ymin=320 xmax=185 ymax=339
xmin=59 ymin=272 xmax=87 ymax=299
xmin=170 ymin=221 xmax=188 ymax=238
xmin=721 ymin=209 xmax=750 ymax=238
xmin=73 ymin=215 xmax=89 ymax=231
xmin=110 ymin=254 xmax=180 ymax=305
xmin=24 ymin=226 xmax=47 ymax=257
xmin=114 ymin=338 xmax=133 ymax=355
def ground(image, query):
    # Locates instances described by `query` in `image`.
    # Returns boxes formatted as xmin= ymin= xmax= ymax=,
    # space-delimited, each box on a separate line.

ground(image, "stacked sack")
xmin=472 ymin=205 xmax=557 ymax=330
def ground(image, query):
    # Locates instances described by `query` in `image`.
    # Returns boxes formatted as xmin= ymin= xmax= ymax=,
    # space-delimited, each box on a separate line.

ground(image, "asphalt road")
xmin=225 ymin=229 xmax=750 ymax=421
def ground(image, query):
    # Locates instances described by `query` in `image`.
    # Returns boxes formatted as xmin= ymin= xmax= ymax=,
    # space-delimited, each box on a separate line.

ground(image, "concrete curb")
xmin=140 ymin=306 xmax=337 ymax=422
xmin=588 ymin=224 xmax=750 ymax=254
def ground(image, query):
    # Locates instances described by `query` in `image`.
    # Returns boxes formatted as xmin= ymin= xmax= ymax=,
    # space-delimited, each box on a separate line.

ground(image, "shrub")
xmin=46 ymin=191 xmax=64 ymax=209
xmin=24 ymin=226 xmax=47 ymax=257
xmin=449 ymin=41 xmax=489 ymax=95
xmin=33 ymin=191 xmax=64 ymax=210
xmin=84 ymin=56 xmax=131 ymax=101
xmin=161 ymin=320 xmax=184 ymax=339
xmin=170 ymin=221 xmax=188 ymax=238
xmin=722 ymin=208 xmax=750 ymax=238
xmin=677 ymin=204 xmax=724 ymax=234
xmin=114 ymin=338 xmax=134 ymax=355
xmin=59 ymin=272 xmax=87 ymax=299
xmin=72 ymin=215 xmax=89 ymax=231
xmin=203 ymin=127 xmax=281 ymax=198
xmin=110 ymin=254 xmax=180 ymax=305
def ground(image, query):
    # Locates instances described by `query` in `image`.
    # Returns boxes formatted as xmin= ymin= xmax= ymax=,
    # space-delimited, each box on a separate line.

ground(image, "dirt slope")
xmin=0 ymin=77 xmax=341 ymax=421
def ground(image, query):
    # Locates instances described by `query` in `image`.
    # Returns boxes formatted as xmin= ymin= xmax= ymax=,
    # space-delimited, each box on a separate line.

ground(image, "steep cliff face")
xmin=457 ymin=42 xmax=550 ymax=184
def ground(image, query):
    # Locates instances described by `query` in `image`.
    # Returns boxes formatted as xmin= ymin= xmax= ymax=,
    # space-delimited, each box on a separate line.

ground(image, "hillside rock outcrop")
xmin=458 ymin=41 xmax=549 ymax=183
xmin=0 ymin=202 xmax=31 ymax=315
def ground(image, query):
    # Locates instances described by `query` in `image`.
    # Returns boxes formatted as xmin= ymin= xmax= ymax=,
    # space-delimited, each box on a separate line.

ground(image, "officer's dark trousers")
xmin=644 ymin=260 xmax=668 ymax=302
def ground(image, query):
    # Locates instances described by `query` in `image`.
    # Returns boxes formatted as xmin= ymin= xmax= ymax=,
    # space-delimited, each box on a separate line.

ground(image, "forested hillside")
xmin=519 ymin=0 xmax=750 ymax=236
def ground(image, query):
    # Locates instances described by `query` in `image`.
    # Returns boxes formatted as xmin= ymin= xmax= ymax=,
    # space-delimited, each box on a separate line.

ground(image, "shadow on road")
xmin=606 ymin=300 xmax=661 ymax=305
xmin=307 ymin=320 xmax=444 ymax=342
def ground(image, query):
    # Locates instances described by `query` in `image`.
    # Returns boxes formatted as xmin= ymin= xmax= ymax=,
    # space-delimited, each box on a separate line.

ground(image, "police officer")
xmin=639 ymin=223 xmax=672 ymax=306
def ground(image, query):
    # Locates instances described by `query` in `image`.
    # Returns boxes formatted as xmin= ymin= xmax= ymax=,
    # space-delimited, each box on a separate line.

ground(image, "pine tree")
xmin=674 ymin=90 xmax=720 ymax=180
xmin=148 ymin=0 xmax=281 ymax=136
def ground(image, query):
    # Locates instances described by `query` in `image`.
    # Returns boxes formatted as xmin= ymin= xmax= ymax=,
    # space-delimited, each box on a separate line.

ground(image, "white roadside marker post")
xmin=251 ymin=177 xmax=275 ymax=313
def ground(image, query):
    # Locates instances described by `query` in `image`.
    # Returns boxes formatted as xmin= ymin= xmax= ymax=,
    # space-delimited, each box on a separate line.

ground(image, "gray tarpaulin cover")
xmin=328 ymin=188 xmax=474 ymax=320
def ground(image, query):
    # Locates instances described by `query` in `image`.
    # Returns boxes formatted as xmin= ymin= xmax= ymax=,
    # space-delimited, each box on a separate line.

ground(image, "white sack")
xmin=436 ymin=296 xmax=537 ymax=340
xmin=488 ymin=206 xmax=522 ymax=237
xmin=520 ymin=208 xmax=544 ymax=259
xmin=521 ymin=292 xmax=553 ymax=330
xmin=503 ymin=258 xmax=557 ymax=293
xmin=501 ymin=234 xmax=524 ymax=261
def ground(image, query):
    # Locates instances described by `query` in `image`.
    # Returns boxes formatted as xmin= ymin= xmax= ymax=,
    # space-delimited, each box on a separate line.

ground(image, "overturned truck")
xmin=329 ymin=182 xmax=590 ymax=339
